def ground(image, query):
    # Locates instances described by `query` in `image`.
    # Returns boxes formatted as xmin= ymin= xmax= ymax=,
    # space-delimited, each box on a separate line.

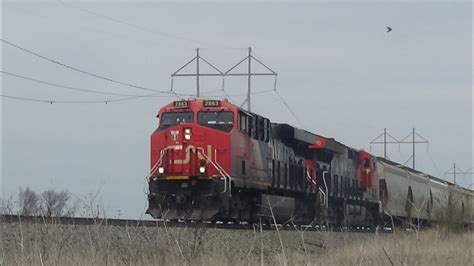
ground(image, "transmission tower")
xmin=399 ymin=128 xmax=429 ymax=170
xmin=370 ymin=128 xmax=400 ymax=159
xmin=369 ymin=128 xmax=429 ymax=170
xmin=445 ymin=165 xmax=473 ymax=185
xmin=170 ymin=47 xmax=277 ymax=111
xmin=171 ymin=48 xmax=224 ymax=98
xmin=224 ymin=47 xmax=277 ymax=111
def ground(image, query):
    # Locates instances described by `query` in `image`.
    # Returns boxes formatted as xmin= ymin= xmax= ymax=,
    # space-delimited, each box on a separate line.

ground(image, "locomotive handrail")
xmin=322 ymin=171 xmax=329 ymax=210
xmin=196 ymin=147 xmax=232 ymax=195
xmin=145 ymin=149 xmax=167 ymax=195
xmin=148 ymin=149 xmax=167 ymax=179
xmin=306 ymin=170 xmax=317 ymax=186
xmin=318 ymin=188 xmax=326 ymax=207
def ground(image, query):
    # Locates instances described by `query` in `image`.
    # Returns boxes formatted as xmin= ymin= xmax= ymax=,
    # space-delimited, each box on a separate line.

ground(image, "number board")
xmin=173 ymin=100 xmax=188 ymax=108
xmin=203 ymin=100 xmax=220 ymax=107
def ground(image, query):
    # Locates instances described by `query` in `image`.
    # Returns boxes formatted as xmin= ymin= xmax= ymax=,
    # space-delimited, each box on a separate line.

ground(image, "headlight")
xmin=199 ymin=166 xmax=206 ymax=174
xmin=158 ymin=167 xmax=165 ymax=174
xmin=184 ymin=128 xmax=191 ymax=140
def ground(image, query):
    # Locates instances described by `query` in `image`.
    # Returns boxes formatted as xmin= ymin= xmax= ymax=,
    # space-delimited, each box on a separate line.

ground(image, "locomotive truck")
xmin=146 ymin=98 xmax=473 ymax=227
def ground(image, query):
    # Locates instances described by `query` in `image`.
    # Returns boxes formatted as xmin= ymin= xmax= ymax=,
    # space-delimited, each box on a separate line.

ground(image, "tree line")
xmin=2 ymin=187 xmax=77 ymax=217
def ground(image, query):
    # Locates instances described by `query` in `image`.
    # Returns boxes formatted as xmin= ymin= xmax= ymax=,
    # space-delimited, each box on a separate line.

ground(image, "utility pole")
xmin=399 ymin=128 xmax=429 ymax=170
xmin=370 ymin=128 xmax=429 ymax=170
xmin=247 ymin=47 xmax=252 ymax=111
xmin=412 ymin=128 xmax=415 ymax=169
xmin=224 ymin=47 xmax=277 ymax=111
xmin=171 ymin=49 xmax=224 ymax=98
xmin=369 ymin=128 xmax=400 ymax=159
xmin=171 ymin=47 xmax=277 ymax=110
xmin=196 ymin=48 xmax=200 ymax=97
xmin=444 ymin=164 xmax=465 ymax=185
xmin=453 ymin=163 xmax=456 ymax=184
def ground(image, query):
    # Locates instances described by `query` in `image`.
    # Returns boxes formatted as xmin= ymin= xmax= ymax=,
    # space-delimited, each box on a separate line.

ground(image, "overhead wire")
xmin=1 ymin=39 xmax=176 ymax=95
xmin=267 ymin=76 xmax=306 ymax=129
xmin=55 ymin=0 xmax=244 ymax=50
xmin=149 ymin=88 xmax=275 ymax=98
xmin=2 ymin=39 xmax=282 ymax=106
xmin=1 ymin=87 xmax=274 ymax=104
xmin=219 ymin=76 xmax=236 ymax=102
xmin=55 ymin=0 xmax=202 ymax=47
xmin=4 ymin=4 xmax=282 ymax=105
xmin=1 ymin=70 xmax=165 ymax=98
xmin=1 ymin=67 xmax=274 ymax=104
xmin=426 ymin=151 xmax=443 ymax=178
xmin=0 ymin=94 xmax=165 ymax=104
xmin=273 ymin=89 xmax=306 ymax=129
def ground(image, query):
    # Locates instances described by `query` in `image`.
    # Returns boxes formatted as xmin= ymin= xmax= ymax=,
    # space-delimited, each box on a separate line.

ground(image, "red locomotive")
xmin=147 ymin=98 xmax=474 ymax=227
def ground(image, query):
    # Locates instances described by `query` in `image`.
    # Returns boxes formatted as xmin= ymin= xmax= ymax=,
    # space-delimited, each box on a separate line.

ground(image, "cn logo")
xmin=170 ymin=130 xmax=179 ymax=141
xmin=165 ymin=145 xmax=213 ymax=165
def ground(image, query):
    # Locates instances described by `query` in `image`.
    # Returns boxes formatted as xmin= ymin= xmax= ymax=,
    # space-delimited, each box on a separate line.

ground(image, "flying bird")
xmin=386 ymin=26 xmax=392 ymax=33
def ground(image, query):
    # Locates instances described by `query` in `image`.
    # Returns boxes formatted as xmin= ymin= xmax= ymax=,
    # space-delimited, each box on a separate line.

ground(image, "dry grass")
xmin=0 ymin=220 xmax=472 ymax=266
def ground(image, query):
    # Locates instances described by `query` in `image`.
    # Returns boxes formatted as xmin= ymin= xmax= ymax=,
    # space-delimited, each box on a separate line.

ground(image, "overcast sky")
xmin=1 ymin=0 xmax=472 ymax=218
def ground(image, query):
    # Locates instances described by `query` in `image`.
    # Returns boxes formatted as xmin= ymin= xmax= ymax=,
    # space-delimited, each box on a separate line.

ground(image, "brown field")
xmin=0 ymin=221 xmax=472 ymax=266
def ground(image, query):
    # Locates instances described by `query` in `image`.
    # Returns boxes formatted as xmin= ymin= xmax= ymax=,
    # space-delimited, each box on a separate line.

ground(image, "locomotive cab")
xmin=147 ymin=99 xmax=236 ymax=220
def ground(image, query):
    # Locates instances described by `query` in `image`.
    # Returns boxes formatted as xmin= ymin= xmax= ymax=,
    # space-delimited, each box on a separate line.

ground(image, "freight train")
xmin=146 ymin=98 xmax=473 ymax=227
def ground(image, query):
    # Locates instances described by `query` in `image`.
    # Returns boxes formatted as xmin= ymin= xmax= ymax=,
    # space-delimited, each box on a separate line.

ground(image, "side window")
xmin=258 ymin=117 xmax=265 ymax=141
xmin=239 ymin=112 xmax=247 ymax=132
xmin=248 ymin=116 xmax=253 ymax=137
xmin=264 ymin=119 xmax=270 ymax=142
xmin=250 ymin=116 xmax=269 ymax=142
xmin=252 ymin=116 xmax=258 ymax=139
xmin=263 ymin=119 xmax=267 ymax=142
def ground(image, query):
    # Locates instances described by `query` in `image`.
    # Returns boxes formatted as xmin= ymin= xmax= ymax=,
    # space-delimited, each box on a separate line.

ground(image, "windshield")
xmin=159 ymin=112 xmax=193 ymax=129
xmin=198 ymin=111 xmax=234 ymax=132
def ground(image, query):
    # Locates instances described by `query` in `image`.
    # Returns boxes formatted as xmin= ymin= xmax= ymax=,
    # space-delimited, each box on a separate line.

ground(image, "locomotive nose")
xmin=151 ymin=125 xmax=213 ymax=179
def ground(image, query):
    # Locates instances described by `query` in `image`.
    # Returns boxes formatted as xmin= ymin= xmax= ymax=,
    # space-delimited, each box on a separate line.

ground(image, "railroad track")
xmin=0 ymin=214 xmax=387 ymax=233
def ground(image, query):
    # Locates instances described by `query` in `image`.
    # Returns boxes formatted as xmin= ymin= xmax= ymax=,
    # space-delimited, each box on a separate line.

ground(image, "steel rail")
xmin=0 ymin=214 xmax=389 ymax=233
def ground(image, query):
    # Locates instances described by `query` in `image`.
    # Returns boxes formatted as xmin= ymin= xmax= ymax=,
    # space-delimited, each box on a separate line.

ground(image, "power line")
xmin=2 ymin=69 xmax=274 ymax=105
xmin=55 ymin=0 xmax=241 ymax=50
xmin=1 ymin=93 xmax=172 ymax=104
xmin=426 ymin=152 xmax=443 ymax=178
xmin=249 ymin=88 xmax=275 ymax=96
xmin=56 ymin=0 xmax=202 ymax=46
xmin=1 ymin=71 xmax=163 ymax=98
xmin=1 ymin=39 xmax=174 ymax=95
xmin=0 ymin=87 xmax=274 ymax=105
xmin=148 ymin=88 xmax=275 ymax=98
xmin=273 ymin=89 xmax=306 ymax=129
xmin=220 ymin=88 xmax=275 ymax=98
